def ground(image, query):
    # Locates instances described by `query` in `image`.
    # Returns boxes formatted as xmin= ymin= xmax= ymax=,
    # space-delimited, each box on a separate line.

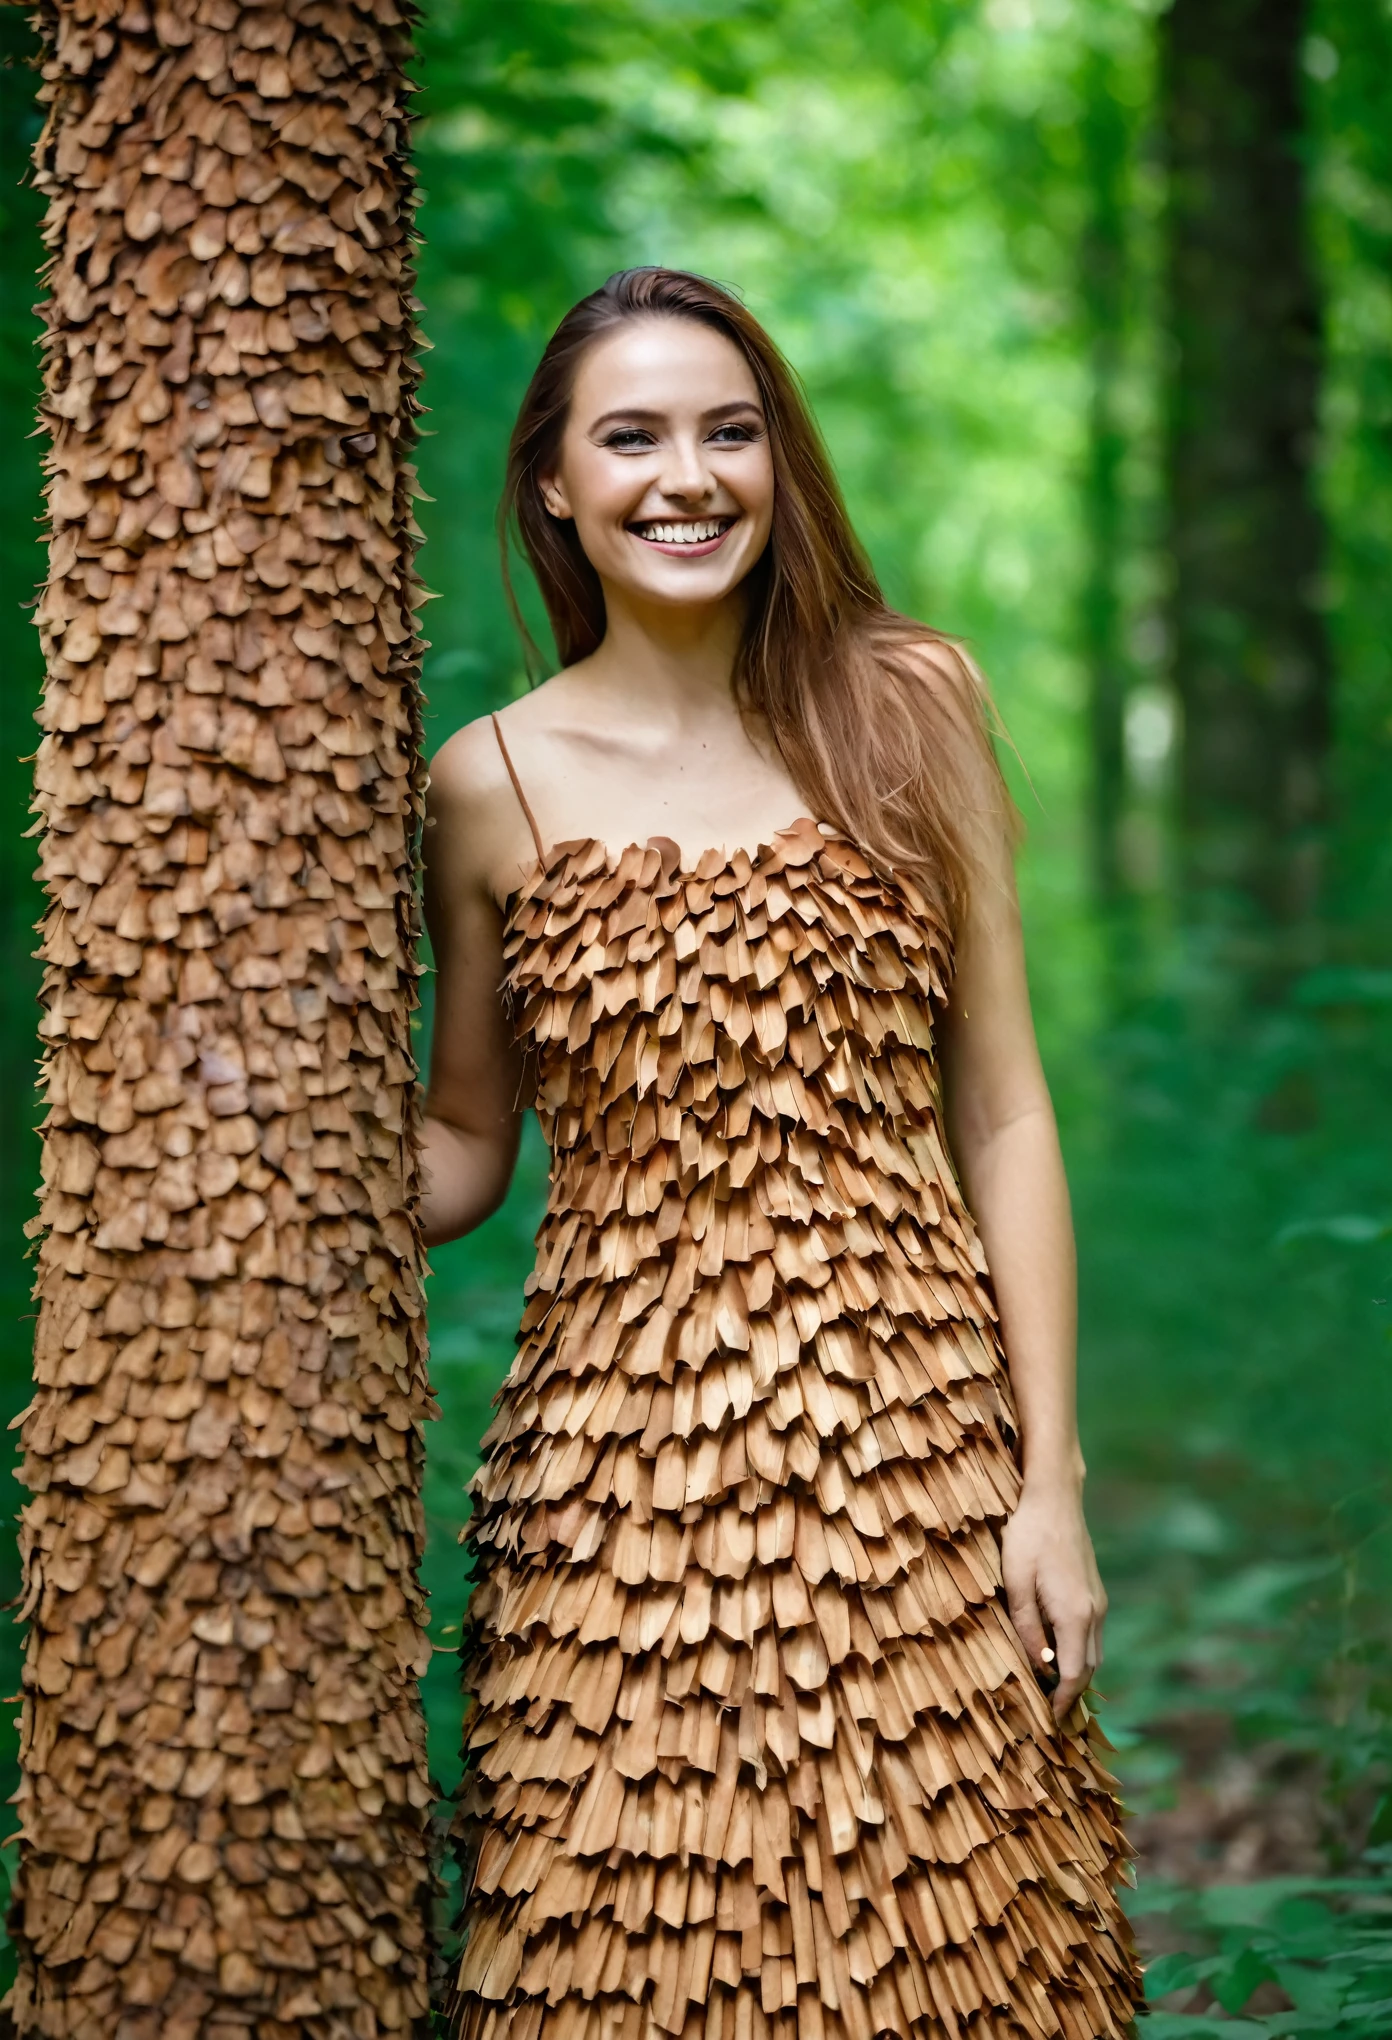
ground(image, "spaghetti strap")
xmin=491 ymin=713 xmax=546 ymax=864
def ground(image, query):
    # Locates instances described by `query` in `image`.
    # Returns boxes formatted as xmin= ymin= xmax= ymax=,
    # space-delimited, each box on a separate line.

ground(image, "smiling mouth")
xmin=629 ymin=516 xmax=737 ymax=549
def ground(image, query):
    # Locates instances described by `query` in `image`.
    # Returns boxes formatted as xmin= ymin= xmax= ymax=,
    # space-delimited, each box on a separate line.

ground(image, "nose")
xmin=657 ymin=431 xmax=716 ymax=505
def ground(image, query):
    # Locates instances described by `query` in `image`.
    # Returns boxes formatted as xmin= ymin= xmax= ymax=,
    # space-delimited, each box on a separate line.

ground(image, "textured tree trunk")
xmin=1079 ymin=46 xmax=1131 ymax=909
xmin=1160 ymin=0 xmax=1329 ymax=937
xmin=12 ymin=0 xmax=435 ymax=2032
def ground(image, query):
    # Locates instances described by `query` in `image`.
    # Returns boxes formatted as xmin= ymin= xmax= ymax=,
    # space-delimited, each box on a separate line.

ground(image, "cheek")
xmin=742 ymin=451 xmax=776 ymax=523
xmin=567 ymin=451 xmax=636 ymax=531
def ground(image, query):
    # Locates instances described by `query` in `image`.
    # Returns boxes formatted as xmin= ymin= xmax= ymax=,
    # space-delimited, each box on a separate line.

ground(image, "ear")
xmin=538 ymin=472 xmax=573 ymax=521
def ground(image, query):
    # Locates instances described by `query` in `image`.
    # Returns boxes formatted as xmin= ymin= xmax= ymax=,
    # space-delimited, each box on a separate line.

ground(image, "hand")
xmin=1000 ymin=1481 xmax=1107 ymax=1721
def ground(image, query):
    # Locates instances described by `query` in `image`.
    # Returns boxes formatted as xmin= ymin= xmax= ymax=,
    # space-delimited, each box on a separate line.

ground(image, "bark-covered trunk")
xmin=1161 ymin=0 xmax=1329 ymax=935
xmin=13 ymin=0 xmax=434 ymax=2031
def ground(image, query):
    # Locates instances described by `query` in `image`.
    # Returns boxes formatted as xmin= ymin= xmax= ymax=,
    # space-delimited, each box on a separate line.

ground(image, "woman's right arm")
xmin=419 ymin=729 xmax=527 ymax=1248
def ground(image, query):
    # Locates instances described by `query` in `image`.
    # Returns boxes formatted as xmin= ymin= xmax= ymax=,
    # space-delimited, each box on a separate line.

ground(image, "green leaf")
xmin=1213 ymin=1945 xmax=1278 ymax=2014
xmin=1137 ymin=2016 xmax=1268 ymax=2040
xmin=1146 ymin=1952 xmax=1210 ymax=2000
xmin=1367 ymin=1796 xmax=1392 ymax=1849
xmin=1272 ymin=1960 xmax=1344 ymax=2019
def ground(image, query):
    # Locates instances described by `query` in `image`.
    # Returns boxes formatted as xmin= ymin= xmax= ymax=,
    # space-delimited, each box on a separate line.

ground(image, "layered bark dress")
xmin=452 ymin=735 xmax=1139 ymax=2040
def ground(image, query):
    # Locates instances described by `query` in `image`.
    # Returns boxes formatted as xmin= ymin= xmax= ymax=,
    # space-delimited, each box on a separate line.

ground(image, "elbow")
xmin=418 ymin=1113 xmax=519 ymax=1248
xmin=947 ymin=1097 xmax=1057 ymax=1195
xmin=956 ymin=1095 xmax=1054 ymax=1155
xmin=421 ymin=1179 xmax=503 ymax=1253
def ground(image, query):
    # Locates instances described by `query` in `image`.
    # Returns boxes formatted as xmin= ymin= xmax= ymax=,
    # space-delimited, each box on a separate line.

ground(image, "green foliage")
xmin=1138 ymin=1864 xmax=1392 ymax=2034
xmin=1132 ymin=1626 xmax=1392 ymax=2027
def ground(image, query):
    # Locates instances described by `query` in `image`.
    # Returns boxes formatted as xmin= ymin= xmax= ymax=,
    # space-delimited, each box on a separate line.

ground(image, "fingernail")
xmin=1040 ymin=1646 xmax=1055 ymax=1663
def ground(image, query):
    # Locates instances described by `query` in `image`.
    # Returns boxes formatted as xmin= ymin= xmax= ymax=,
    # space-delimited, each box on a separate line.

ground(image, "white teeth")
xmin=635 ymin=519 xmax=729 ymax=545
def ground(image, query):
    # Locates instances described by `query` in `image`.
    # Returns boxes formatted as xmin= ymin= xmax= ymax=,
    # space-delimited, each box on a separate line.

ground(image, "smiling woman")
xmin=424 ymin=268 xmax=1142 ymax=2040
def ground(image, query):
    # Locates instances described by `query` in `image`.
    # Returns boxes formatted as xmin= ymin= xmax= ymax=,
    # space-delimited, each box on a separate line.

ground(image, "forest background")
xmin=0 ymin=0 xmax=1390 ymax=2026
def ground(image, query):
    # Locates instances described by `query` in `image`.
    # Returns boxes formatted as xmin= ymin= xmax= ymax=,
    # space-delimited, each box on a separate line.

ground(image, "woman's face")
xmin=540 ymin=317 xmax=775 ymax=613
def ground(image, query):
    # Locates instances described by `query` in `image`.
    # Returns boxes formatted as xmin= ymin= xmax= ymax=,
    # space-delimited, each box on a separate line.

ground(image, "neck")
xmin=580 ymin=582 xmax=746 ymax=727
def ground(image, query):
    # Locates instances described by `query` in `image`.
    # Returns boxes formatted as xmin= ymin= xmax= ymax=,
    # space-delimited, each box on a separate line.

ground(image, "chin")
xmin=639 ymin=572 xmax=742 ymax=605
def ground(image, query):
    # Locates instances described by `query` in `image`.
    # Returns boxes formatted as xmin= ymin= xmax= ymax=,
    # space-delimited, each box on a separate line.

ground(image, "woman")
xmin=424 ymin=268 xmax=1139 ymax=2040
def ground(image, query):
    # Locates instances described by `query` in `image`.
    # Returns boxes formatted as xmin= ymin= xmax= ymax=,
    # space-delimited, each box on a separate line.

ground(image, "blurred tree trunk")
xmin=1079 ymin=47 xmax=1131 ymax=908
xmin=12 ymin=1 xmax=435 ymax=2033
xmin=1160 ymin=0 xmax=1329 ymax=939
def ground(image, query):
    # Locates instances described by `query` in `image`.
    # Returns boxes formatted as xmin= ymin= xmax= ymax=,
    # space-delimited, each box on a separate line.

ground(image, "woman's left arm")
xmin=938 ymin=816 xmax=1106 ymax=1721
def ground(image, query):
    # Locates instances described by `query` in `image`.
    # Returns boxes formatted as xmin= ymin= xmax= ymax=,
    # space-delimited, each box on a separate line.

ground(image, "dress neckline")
xmin=500 ymin=815 xmax=836 ymax=916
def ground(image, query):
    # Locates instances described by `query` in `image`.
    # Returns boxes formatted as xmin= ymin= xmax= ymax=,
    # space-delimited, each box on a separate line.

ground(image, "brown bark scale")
xmin=11 ymin=0 xmax=435 ymax=2032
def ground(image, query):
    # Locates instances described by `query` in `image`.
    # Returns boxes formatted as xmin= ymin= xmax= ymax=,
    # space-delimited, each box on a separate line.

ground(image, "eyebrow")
xmin=587 ymin=399 xmax=766 ymax=431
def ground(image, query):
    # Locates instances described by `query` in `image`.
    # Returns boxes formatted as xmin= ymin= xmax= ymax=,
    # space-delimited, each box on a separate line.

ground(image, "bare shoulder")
xmin=456 ymin=667 xmax=625 ymax=807
xmin=426 ymin=710 xmax=538 ymax=906
xmin=435 ymin=676 xmax=589 ymax=784
xmin=430 ymin=712 xmax=510 ymax=809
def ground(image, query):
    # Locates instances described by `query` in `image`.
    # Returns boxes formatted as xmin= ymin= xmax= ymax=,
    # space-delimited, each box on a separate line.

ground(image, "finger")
xmin=1051 ymin=1611 xmax=1090 ymax=1719
xmin=1065 ymin=1620 xmax=1101 ymax=1715
xmin=1002 ymin=1567 xmax=1049 ymax=1666
xmin=1053 ymin=1670 xmax=1089 ymax=1719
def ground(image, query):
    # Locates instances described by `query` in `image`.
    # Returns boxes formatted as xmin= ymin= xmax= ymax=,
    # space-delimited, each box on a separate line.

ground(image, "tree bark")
xmin=12 ymin=0 xmax=434 ymax=2032
xmin=1160 ymin=0 xmax=1329 ymax=935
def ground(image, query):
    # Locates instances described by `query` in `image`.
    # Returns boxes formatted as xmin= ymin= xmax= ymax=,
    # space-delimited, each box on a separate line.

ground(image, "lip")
xmin=628 ymin=517 xmax=738 ymax=558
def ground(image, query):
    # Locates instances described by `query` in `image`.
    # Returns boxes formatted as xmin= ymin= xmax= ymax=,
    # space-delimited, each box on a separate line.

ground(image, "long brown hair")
xmin=499 ymin=266 xmax=1014 ymax=929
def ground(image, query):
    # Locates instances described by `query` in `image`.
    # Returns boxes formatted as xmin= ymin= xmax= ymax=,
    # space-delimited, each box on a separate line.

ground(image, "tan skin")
xmin=422 ymin=317 xmax=1107 ymax=1720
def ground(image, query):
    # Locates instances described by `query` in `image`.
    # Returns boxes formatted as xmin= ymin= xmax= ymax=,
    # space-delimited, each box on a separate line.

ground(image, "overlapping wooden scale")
xmin=453 ymin=821 xmax=1141 ymax=2040
xmin=16 ymin=0 xmax=435 ymax=2031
